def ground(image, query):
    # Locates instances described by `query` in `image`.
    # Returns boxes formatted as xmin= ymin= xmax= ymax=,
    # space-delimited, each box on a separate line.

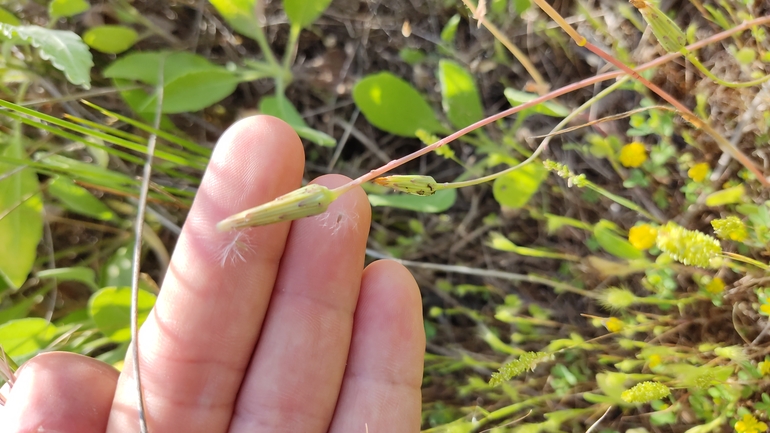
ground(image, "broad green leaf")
xmin=0 ymin=24 xmax=93 ymax=89
xmin=48 ymin=176 xmax=115 ymax=221
xmin=49 ymin=0 xmax=90 ymax=19
xmin=259 ymin=95 xmax=335 ymax=147
xmin=209 ymin=0 xmax=262 ymax=41
xmin=399 ymin=48 xmax=425 ymax=65
xmin=353 ymin=72 xmax=444 ymax=137
xmin=100 ymin=243 xmax=133 ymax=288
xmin=705 ymin=184 xmax=745 ymax=207
xmin=492 ymin=159 xmax=548 ymax=209
xmin=89 ymin=287 xmax=156 ymax=342
xmin=0 ymin=137 xmax=43 ymax=289
xmin=0 ymin=318 xmax=56 ymax=358
xmin=139 ymin=68 xmax=240 ymax=114
xmin=0 ymin=7 xmax=20 ymax=25
xmin=438 ymin=59 xmax=484 ymax=129
xmin=593 ymin=220 xmax=643 ymax=260
xmin=83 ymin=25 xmax=138 ymax=54
xmin=284 ymin=0 xmax=332 ymax=28
xmin=38 ymin=267 xmax=98 ymax=291
xmin=368 ymin=188 xmax=456 ymax=213
xmin=105 ymin=51 xmax=222 ymax=85
xmin=504 ymin=88 xmax=569 ymax=117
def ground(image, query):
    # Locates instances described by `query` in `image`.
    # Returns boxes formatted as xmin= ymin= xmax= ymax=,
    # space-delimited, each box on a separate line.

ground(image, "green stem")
xmin=282 ymin=24 xmax=301 ymax=73
xmin=685 ymin=52 xmax=770 ymax=88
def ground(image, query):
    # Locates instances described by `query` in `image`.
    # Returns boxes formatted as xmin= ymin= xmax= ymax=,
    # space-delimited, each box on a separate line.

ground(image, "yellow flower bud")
xmin=373 ymin=175 xmax=439 ymax=196
xmin=711 ymin=216 xmax=748 ymax=242
xmin=621 ymin=381 xmax=670 ymax=403
xmin=216 ymin=184 xmax=338 ymax=231
xmin=628 ymin=224 xmax=658 ymax=250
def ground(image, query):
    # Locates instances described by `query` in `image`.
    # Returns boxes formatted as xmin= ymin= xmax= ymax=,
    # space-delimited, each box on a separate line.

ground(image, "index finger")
xmin=107 ymin=116 xmax=305 ymax=432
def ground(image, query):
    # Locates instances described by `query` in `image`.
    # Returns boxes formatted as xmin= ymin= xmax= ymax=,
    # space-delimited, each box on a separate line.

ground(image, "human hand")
xmin=2 ymin=116 xmax=426 ymax=432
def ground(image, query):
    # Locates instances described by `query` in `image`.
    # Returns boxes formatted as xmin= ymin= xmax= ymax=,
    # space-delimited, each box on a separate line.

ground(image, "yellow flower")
xmin=619 ymin=142 xmax=648 ymax=168
xmin=705 ymin=277 xmax=726 ymax=295
xmin=649 ymin=354 xmax=662 ymax=369
xmin=735 ymin=414 xmax=768 ymax=433
xmin=605 ymin=317 xmax=624 ymax=333
xmin=629 ymin=224 xmax=658 ymax=250
xmin=688 ymin=162 xmax=710 ymax=182
xmin=760 ymin=303 xmax=770 ymax=316
xmin=758 ymin=361 xmax=770 ymax=376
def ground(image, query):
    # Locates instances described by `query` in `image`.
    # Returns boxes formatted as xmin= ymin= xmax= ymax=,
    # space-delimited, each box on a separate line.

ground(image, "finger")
xmin=329 ymin=261 xmax=424 ymax=432
xmin=2 ymin=352 xmax=119 ymax=433
xmin=229 ymin=174 xmax=371 ymax=433
xmin=107 ymin=116 xmax=305 ymax=432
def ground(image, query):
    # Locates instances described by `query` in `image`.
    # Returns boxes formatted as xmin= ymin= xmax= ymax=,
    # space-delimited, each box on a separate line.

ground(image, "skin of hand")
xmin=0 ymin=116 xmax=426 ymax=433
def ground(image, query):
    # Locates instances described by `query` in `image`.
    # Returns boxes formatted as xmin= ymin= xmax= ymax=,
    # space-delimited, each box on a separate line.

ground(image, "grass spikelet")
xmin=373 ymin=175 xmax=439 ymax=196
xmin=621 ymin=381 xmax=671 ymax=403
xmin=489 ymin=351 xmax=552 ymax=386
xmin=655 ymin=222 xmax=722 ymax=268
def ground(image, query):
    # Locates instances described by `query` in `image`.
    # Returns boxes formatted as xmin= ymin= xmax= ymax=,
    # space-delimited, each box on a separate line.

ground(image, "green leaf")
xmin=0 ymin=6 xmax=20 ymax=25
xmin=37 ymin=266 xmax=98 ymax=291
xmin=100 ymin=243 xmax=134 ymax=288
xmin=105 ymin=51 xmax=240 ymax=113
xmin=208 ymin=0 xmax=262 ymax=41
xmin=48 ymin=176 xmax=115 ymax=221
xmin=0 ymin=137 xmax=43 ymax=289
xmin=89 ymin=286 xmax=156 ymax=342
xmin=504 ymin=88 xmax=569 ymax=117
xmin=488 ymin=232 xmax=577 ymax=260
xmin=83 ymin=25 xmax=138 ymax=54
xmin=705 ymin=184 xmax=745 ymax=207
xmin=438 ymin=60 xmax=484 ymax=129
xmin=353 ymin=72 xmax=444 ymax=137
xmin=49 ymin=0 xmax=90 ymax=19
xmin=284 ymin=0 xmax=332 ymax=28
xmin=593 ymin=220 xmax=643 ymax=260
xmin=0 ymin=24 xmax=93 ymax=89
xmin=141 ymin=68 xmax=240 ymax=114
xmin=259 ymin=95 xmax=335 ymax=147
xmin=492 ymin=159 xmax=548 ymax=209
xmin=440 ymin=14 xmax=461 ymax=44
xmin=0 ymin=318 xmax=57 ymax=359
xmin=368 ymin=188 xmax=456 ymax=213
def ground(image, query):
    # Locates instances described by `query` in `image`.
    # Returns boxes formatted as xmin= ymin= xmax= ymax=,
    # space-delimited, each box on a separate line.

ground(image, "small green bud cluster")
xmin=621 ymin=381 xmax=671 ymax=403
xmin=489 ymin=351 xmax=552 ymax=386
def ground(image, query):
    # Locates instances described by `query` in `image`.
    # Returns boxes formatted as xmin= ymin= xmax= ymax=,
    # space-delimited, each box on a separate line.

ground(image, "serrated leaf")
xmin=0 ymin=318 xmax=56 ymax=359
xmin=0 ymin=137 xmax=43 ymax=289
xmin=83 ymin=25 xmax=137 ymax=54
xmin=259 ymin=95 xmax=335 ymax=147
xmin=208 ymin=0 xmax=262 ymax=41
xmin=438 ymin=59 xmax=484 ymax=129
xmin=49 ymin=0 xmax=90 ymax=19
xmin=0 ymin=24 xmax=93 ymax=89
xmin=89 ymin=287 xmax=156 ymax=342
xmin=504 ymin=88 xmax=569 ymax=117
xmin=37 ymin=266 xmax=98 ymax=291
xmin=353 ymin=72 xmax=444 ymax=137
xmin=48 ymin=176 xmax=115 ymax=221
xmin=284 ymin=0 xmax=332 ymax=28
xmin=368 ymin=188 xmax=456 ymax=213
xmin=593 ymin=220 xmax=643 ymax=260
xmin=492 ymin=158 xmax=548 ymax=209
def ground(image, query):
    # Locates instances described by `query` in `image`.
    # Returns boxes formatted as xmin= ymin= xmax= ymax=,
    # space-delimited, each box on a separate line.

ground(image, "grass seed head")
xmin=373 ymin=175 xmax=439 ymax=196
xmin=621 ymin=381 xmax=671 ymax=403
xmin=655 ymin=222 xmax=722 ymax=268
xmin=217 ymin=184 xmax=337 ymax=231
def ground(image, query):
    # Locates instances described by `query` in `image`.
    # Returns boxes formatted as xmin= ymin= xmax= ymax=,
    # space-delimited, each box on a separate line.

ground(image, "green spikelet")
xmin=711 ymin=216 xmax=748 ymax=242
xmin=655 ymin=222 xmax=722 ymax=268
xmin=621 ymin=381 xmax=671 ymax=403
xmin=489 ymin=351 xmax=552 ymax=386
